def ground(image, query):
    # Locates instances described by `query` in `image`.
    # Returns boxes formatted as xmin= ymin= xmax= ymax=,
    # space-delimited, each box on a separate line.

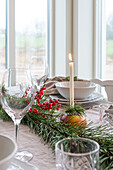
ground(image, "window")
xmin=0 ymin=0 xmax=48 ymax=70
xmin=99 ymin=0 xmax=113 ymax=80
xmin=15 ymin=0 xmax=47 ymax=68
xmin=105 ymin=0 xmax=113 ymax=79
xmin=0 ymin=0 xmax=6 ymax=69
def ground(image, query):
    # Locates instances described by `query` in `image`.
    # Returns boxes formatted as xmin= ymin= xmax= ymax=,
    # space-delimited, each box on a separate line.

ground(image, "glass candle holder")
xmin=55 ymin=137 xmax=100 ymax=170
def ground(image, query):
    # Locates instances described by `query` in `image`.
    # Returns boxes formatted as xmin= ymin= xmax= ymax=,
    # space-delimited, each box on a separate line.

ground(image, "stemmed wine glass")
xmin=30 ymin=56 xmax=49 ymax=91
xmin=1 ymin=68 xmax=34 ymax=162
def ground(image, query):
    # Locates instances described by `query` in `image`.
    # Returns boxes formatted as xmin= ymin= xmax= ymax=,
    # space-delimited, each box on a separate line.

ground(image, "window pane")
xmin=15 ymin=0 xmax=47 ymax=68
xmin=0 ymin=0 xmax=6 ymax=69
xmin=105 ymin=0 xmax=113 ymax=79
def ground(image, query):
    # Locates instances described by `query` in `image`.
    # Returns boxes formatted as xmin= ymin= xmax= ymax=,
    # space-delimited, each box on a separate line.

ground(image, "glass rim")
xmin=55 ymin=137 xmax=100 ymax=156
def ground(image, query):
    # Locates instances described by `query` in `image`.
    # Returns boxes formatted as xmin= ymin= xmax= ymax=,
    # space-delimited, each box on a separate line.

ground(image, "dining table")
xmin=0 ymin=97 xmax=112 ymax=170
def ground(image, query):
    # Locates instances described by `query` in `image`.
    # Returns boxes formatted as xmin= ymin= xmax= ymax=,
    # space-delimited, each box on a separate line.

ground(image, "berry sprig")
xmin=28 ymin=86 xmax=61 ymax=117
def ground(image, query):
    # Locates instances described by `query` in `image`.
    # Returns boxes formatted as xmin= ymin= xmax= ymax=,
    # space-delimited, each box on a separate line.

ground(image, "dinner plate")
xmin=7 ymin=158 xmax=38 ymax=170
xmin=50 ymin=92 xmax=103 ymax=104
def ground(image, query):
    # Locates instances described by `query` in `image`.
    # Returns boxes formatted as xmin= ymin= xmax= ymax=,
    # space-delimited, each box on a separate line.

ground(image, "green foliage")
xmin=0 ymin=104 xmax=113 ymax=169
xmin=65 ymin=103 xmax=85 ymax=115
xmin=66 ymin=76 xmax=77 ymax=81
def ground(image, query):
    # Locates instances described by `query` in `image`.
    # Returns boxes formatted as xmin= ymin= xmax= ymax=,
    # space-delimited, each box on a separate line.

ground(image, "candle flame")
xmin=68 ymin=53 xmax=72 ymax=61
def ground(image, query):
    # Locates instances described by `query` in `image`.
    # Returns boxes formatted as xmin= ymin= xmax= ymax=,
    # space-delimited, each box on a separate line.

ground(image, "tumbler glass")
xmin=55 ymin=137 xmax=99 ymax=170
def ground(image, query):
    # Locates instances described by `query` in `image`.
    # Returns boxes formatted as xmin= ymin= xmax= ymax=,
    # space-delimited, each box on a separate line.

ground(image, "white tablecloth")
xmin=0 ymin=121 xmax=56 ymax=170
xmin=0 ymin=101 xmax=112 ymax=170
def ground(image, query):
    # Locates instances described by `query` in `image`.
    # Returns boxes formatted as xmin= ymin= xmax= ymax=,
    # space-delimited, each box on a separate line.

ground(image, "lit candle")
xmin=68 ymin=53 xmax=74 ymax=107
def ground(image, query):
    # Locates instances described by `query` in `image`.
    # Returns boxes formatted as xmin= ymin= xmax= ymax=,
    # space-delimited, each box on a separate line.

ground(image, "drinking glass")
xmin=55 ymin=137 xmax=100 ymax=170
xmin=1 ymin=68 xmax=34 ymax=162
xmin=92 ymin=104 xmax=109 ymax=125
xmin=30 ymin=56 xmax=49 ymax=91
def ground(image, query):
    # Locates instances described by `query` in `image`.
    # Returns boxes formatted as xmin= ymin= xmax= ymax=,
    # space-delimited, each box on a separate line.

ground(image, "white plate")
xmin=7 ymin=158 xmax=38 ymax=170
xmin=50 ymin=93 xmax=103 ymax=104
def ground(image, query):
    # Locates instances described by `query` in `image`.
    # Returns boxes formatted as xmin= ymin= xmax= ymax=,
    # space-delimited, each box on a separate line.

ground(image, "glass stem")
xmin=14 ymin=120 xmax=20 ymax=146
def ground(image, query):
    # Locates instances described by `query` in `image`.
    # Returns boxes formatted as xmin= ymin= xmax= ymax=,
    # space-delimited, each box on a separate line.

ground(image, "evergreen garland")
xmin=0 ymin=87 xmax=113 ymax=169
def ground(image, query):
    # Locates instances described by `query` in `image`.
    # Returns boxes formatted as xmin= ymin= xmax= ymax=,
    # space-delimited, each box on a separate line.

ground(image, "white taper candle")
xmin=69 ymin=53 xmax=74 ymax=107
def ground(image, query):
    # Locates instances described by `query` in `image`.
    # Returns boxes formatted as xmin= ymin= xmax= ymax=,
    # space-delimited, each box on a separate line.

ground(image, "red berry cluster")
xmin=23 ymin=87 xmax=31 ymax=97
xmin=28 ymin=86 xmax=61 ymax=116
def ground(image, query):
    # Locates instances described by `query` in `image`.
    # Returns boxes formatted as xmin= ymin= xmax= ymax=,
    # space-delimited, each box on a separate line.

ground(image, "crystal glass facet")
xmin=55 ymin=137 xmax=100 ymax=170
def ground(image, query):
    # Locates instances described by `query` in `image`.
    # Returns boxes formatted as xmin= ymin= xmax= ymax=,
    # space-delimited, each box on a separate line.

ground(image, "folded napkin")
xmin=44 ymin=76 xmax=68 ymax=95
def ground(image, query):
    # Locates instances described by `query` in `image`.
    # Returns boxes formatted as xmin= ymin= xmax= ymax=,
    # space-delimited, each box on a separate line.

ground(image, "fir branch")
xmin=0 ymin=98 xmax=113 ymax=169
xmin=65 ymin=103 xmax=85 ymax=115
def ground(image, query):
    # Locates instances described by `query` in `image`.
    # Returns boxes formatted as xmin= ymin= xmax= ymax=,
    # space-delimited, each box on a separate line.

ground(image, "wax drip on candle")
xmin=68 ymin=53 xmax=74 ymax=108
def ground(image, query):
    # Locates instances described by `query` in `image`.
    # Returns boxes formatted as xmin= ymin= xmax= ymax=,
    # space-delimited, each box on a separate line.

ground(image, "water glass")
xmin=55 ymin=137 xmax=100 ymax=170
xmin=92 ymin=104 xmax=109 ymax=125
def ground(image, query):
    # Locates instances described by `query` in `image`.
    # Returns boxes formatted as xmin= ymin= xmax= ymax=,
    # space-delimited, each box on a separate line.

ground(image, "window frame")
xmin=6 ymin=0 xmax=15 ymax=69
xmin=6 ymin=0 xmax=49 ymax=70
xmin=51 ymin=0 xmax=95 ymax=79
xmin=5 ymin=0 xmax=102 ymax=79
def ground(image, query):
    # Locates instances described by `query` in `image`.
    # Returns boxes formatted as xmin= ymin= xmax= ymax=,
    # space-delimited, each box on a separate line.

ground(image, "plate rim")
xmin=50 ymin=92 xmax=103 ymax=104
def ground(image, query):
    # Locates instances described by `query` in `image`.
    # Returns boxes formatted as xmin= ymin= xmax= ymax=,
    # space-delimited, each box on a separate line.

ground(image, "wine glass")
xmin=1 ymin=68 xmax=34 ymax=162
xmin=30 ymin=56 xmax=49 ymax=91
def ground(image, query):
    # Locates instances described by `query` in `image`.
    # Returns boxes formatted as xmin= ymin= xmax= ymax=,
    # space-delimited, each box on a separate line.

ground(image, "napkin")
xmin=44 ymin=76 xmax=68 ymax=95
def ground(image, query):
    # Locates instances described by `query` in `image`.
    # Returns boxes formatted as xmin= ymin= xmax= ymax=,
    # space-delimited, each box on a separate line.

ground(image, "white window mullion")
xmin=73 ymin=0 xmax=79 ymax=77
xmin=7 ymin=0 xmax=15 ymax=69
xmin=65 ymin=0 xmax=73 ymax=76
xmin=55 ymin=0 xmax=66 ymax=76
xmin=73 ymin=0 xmax=94 ymax=79
xmin=101 ymin=0 xmax=106 ymax=79
xmin=93 ymin=0 xmax=100 ymax=78
xmin=49 ymin=0 xmax=55 ymax=77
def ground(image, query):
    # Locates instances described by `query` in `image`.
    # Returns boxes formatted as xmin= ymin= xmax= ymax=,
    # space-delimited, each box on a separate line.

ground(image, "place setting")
xmin=49 ymin=81 xmax=103 ymax=105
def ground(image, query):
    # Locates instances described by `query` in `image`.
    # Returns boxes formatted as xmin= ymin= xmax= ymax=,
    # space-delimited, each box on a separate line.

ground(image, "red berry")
xmin=49 ymin=98 xmax=53 ymax=102
xmin=42 ymin=86 xmax=46 ymax=90
xmin=25 ymin=91 xmax=28 ymax=94
xmin=40 ymin=103 xmax=43 ymax=107
xmin=49 ymin=106 xmax=52 ymax=109
xmin=37 ymin=99 xmax=40 ymax=103
xmin=39 ymin=96 xmax=42 ymax=99
xmin=35 ymin=96 xmax=37 ymax=99
xmin=45 ymin=106 xmax=48 ymax=110
xmin=55 ymin=100 xmax=58 ymax=103
xmin=40 ymin=90 xmax=44 ymax=95
xmin=56 ymin=108 xmax=59 ymax=111
xmin=52 ymin=102 xmax=55 ymax=106
xmin=58 ymin=104 xmax=61 ymax=107
xmin=29 ymin=109 xmax=31 ymax=112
